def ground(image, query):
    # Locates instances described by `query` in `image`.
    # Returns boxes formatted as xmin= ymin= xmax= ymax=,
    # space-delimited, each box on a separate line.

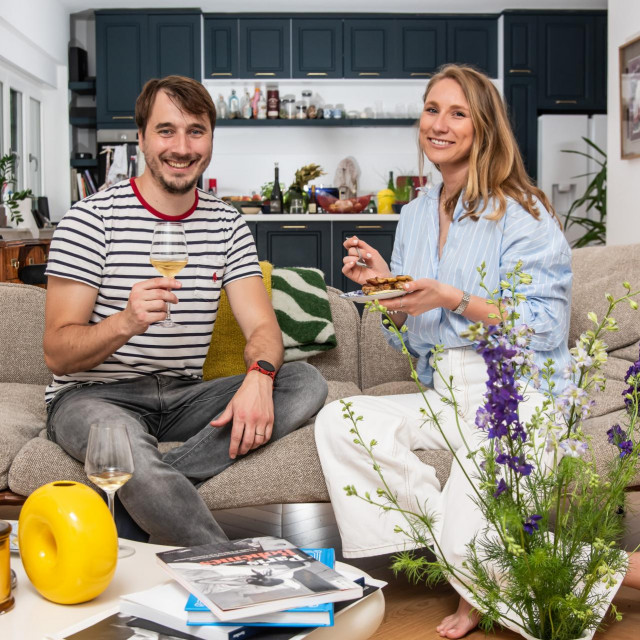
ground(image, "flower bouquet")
xmin=342 ymin=262 xmax=640 ymax=640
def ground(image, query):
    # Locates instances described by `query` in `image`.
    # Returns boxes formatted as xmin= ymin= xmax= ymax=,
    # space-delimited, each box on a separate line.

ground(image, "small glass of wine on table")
xmin=85 ymin=424 xmax=136 ymax=558
xmin=150 ymin=221 xmax=188 ymax=327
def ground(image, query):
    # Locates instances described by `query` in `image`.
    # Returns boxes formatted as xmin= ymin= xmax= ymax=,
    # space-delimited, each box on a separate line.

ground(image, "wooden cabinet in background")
xmin=0 ymin=240 xmax=50 ymax=285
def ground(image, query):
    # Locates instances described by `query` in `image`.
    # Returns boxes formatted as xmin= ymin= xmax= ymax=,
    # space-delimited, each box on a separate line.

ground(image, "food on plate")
xmin=362 ymin=275 xmax=413 ymax=296
xmin=316 ymin=194 xmax=371 ymax=213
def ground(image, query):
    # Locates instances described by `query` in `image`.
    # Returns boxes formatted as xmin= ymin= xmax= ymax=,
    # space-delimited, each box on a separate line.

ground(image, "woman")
xmin=314 ymin=64 xmax=639 ymax=639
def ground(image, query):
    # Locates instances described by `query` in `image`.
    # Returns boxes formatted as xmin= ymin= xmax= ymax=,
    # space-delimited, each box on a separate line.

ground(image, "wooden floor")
xmin=349 ymin=492 xmax=640 ymax=640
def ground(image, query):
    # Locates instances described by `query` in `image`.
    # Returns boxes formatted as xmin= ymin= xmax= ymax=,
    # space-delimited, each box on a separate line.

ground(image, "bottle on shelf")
xmin=269 ymin=163 xmax=283 ymax=214
xmin=228 ymin=90 xmax=240 ymax=119
xmin=251 ymin=88 xmax=261 ymax=118
xmin=257 ymin=92 xmax=267 ymax=119
xmin=207 ymin=179 xmax=217 ymax=197
xmin=267 ymin=87 xmax=280 ymax=119
xmin=216 ymin=95 xmax=227 ymax=120
xmin=307 ymin=185 xmax=318 ymax=214
xmin=241 ymin=90 xmax=253 ymax=119
xmin=387 ymin=171 xmax=395 ymax=190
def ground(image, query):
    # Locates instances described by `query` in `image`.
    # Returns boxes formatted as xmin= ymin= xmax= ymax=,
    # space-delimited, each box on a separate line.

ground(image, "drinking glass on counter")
xmin=150 ymin=221 xmax=188 ymax=327
xmin=85 ymin=424 xmax=135 ymax=558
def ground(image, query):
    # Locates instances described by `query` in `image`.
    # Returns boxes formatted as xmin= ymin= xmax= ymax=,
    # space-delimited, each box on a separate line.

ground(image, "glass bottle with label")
xmin=228 ymin=90 xmax=240 ymax=119
xmin=270 ymin=163 xmax=283 ymax=213
xmin=267 ymin=87 xmax=280 ymax=119
xmin=307 ymin=185 xmax=318 ymax=214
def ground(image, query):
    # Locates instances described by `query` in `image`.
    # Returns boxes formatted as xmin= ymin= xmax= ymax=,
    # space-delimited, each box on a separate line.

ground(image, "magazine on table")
xmin=155 ymin=536 xmax=363 ymax=622
xmin=185 ymin=549 xmax=335 ymax=627
xmin=119 ymin=582 xmax=259 ymax=640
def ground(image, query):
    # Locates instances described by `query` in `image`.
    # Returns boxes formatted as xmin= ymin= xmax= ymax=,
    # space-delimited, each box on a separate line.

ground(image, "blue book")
xmin=184 ymin=548 xmax=335 ymax=628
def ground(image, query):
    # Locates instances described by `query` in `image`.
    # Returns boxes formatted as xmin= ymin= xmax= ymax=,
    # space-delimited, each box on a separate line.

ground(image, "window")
xmin=9 ymin=88 xmax=23 ymax=190
xmin=28 ymin=98 xmax=42 ymax=197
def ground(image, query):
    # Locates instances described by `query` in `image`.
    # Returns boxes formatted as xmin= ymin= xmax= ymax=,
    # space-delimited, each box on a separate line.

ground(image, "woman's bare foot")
xmin=436 ymin=596 xmax=480 ymax=639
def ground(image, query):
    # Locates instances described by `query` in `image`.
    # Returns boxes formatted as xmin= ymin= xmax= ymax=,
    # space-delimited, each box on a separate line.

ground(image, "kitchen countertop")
xmin=241 ymin=213 xmax=401 ymax=222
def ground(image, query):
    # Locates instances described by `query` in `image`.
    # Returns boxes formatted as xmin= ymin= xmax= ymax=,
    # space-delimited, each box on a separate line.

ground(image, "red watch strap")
xmin=248 ymin=362 xmax=276 ymax=380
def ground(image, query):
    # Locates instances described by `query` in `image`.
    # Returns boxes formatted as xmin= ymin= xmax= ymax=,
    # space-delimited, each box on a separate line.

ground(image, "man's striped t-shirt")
xmin=44 ymin=178 xmax=261 ymax=404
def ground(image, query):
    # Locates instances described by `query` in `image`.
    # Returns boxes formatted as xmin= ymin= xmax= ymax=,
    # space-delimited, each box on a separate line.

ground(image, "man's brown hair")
xmin=135 ymin=75 xmax=216 ymax=134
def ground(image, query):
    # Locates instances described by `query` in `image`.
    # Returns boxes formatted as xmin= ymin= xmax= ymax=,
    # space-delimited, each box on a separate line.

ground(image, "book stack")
xmin=116 ymin=537 xmax=369 ymax=640
xmin=70 ymin=168 xmax=98 ymax=201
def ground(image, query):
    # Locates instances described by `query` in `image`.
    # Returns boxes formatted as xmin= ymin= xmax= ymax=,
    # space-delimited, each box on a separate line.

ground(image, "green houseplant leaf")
xmin=0 ymin=152 xmax=33 ymax=225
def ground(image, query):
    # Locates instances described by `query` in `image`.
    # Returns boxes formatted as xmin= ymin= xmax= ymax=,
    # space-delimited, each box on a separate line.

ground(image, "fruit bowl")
xmin=316 ymin=194 xmax=371 ymax=213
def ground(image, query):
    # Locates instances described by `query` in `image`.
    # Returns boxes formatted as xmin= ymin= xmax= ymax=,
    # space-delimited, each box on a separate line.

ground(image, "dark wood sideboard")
xmin=0 ymin=239 xmax=51 ymax=285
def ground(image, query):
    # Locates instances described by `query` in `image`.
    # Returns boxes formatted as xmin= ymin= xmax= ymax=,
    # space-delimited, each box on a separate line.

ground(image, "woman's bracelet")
xmin=452 ymin=290 xmax=471 ymax=315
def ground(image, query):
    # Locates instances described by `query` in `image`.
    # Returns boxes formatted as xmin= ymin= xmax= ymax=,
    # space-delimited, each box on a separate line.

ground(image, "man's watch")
xmin=248 ymin=360 xmax=276 ymax=381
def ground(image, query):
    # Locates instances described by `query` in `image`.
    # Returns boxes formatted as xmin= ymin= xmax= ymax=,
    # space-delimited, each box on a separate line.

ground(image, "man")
xmin=43 ymin=75 xmax=328 ymax=546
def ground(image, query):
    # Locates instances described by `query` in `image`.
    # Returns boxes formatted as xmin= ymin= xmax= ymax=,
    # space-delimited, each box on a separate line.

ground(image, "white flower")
xmin=559 ymin=438 xmax=588 ymax=458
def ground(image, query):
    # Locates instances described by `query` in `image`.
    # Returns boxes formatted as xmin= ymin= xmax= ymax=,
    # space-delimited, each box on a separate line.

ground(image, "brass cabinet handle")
xmin=356 ymin=225 xmax=382 ymax=229
xmin=281 ymin=225 xmax=307 ymax=229
xmin=210 ymin=72 xmax=232 ymax=76
xmin=410 ymin=72 xmax=432 ymax=77
xmin=555 ymin=100 xmax=578 ymax=104
xmin=255 ymin=72 xmax=276 ymax=76
xmin=359 ymin=72 xmax=380 ymax=76
xmin=27 ymin=257 xmax=34 ymax=265
xmin=509 ymin=69 xmax=533 ymax=74
xmin=10 ymin=258 xmax=19 ymax=269
xmin=112 ymin=116 xmax=134 ymax=120
xmin=307 ymin=72 xmax=328 ymax=77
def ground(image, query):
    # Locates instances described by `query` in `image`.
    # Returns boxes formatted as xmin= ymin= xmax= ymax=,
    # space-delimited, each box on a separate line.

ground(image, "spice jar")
xmin=0 ymin=520 xmax=14 ymax=614
xmin=280 ymin=95 xmax=295 ymax=119
xmin=267 ymin=88 xmax=279 ymax=119
xmin=322 ymin=104 xmax=334 ymax=119
xmin=295 ymin=101 xmax=307 ymax=119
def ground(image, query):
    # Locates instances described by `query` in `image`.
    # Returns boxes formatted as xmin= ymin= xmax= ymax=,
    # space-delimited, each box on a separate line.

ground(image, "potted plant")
xmin=284 ymin=163 xmax=325 ymax=213
xmin=0 ymin=152 xmax=33 ymax=226
xmin=343 ymin=263 xmax=640 ymax=640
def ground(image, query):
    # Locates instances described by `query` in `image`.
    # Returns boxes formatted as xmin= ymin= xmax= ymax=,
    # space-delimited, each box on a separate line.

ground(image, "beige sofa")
xmin=1 ymin=244 xmax=639 ymax=523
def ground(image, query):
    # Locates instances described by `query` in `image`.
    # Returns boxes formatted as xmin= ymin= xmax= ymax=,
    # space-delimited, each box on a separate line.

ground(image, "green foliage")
xmin=341 ymin=265 xmax=640 ymax=640
xmin=0 ymin=152 xmax=33 ymax=225
xmin=561 ymin=137 xmax=606 ymax=248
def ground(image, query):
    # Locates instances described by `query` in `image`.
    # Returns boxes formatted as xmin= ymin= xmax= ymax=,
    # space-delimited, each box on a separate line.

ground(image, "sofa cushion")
xmin=570 ymin=244 xmax=640 ymax=351
xmin=307 ymin=287 xmax=360 ymax=384
xmin=587 ymin=355 xmax=635 ymax=418
xmin=0 ymin=283 xmax=51 ymax=385
xmin=0 ymin=383 xmax=47 ymax=490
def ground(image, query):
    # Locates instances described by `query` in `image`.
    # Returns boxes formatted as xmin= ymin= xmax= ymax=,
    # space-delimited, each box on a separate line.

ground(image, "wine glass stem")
xmin=165 ymin=302 xmax=172 ymax=323
xmin=106 ymin=489 xmax=116 ymax=522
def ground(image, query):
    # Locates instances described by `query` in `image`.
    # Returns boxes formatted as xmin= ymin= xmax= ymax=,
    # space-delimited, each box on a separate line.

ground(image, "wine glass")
xmin=150 ymin=221 xmax=188 ymax=327
xmin=85 ymin=424 xmax=136 ymax=558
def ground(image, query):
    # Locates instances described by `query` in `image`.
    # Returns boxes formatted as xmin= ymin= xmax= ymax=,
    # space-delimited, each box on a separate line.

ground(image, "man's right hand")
xmin=342 ymin=235 xmax=392 ymax=285
xmin=123 ymin=277 xmax=182 ymax=335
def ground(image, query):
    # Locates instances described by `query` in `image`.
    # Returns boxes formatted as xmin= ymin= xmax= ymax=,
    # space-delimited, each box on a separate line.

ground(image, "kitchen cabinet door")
xmin=504 ymin=76 xmax=538 ymax=181
xmin=204 ymin=18 xmax=239 ymax=79
xmin=148 ymin=13 xmax=201 ymax=81
xmin=292 ymin=19 xmax=343 ymax=79
xmin=504 ymin=14 xmax=537 ymax=75
xmin=332 ymin=221 xmax=397 ymax=293
xmin=96 ymin=13 xmax=148 ymax=127
xmin=593 ymin=14 xmax=607 ymax=112
xmin=397 ymin=19 xmax=446 ymax=79
xmin=344 ymin=19 xmax=397 ymax=79
xmin=239 ymin=19 xmax=290 ymax=79
xmin=537 ymin=15 xmax=596 ymax=110
xmin=256 ymin=222 xmax=331 ymax=278
xmin=447 ymin=18 xmax=498 ymax=78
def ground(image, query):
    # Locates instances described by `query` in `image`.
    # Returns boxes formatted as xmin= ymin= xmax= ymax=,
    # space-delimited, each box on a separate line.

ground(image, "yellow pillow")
xmin=203 ymin=261 xmax=273 ymax=380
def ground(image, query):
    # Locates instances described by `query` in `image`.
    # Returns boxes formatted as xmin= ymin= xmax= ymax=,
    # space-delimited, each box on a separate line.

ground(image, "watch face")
xmin=257 ymin=360 xmax=275 ymax=372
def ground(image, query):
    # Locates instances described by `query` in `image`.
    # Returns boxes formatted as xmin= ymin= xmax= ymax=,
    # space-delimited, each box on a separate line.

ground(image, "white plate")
xmin=340 ymin=289 xmax=407 ymax=303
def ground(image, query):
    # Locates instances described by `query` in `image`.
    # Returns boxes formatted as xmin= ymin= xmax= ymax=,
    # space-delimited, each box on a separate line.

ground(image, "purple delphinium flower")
xmin=618 ymin=440 xmax=634 ymax=458
xmin=622 ymin=346 xmax=640 ymax=411
xmin=607 ymin=424 xmax=624 ymax=444
xmin=523 ymin=514 xmax=542 ymax=535
xmin=493 ymin=478 xmax=508 ymax=498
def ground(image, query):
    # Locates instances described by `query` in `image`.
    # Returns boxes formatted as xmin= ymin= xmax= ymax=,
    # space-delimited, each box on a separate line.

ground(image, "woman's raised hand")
xmin=342 ymin=236 xmax=391 ymax=285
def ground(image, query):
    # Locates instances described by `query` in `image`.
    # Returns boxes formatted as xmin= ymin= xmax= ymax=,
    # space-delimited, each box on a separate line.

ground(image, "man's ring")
xmin=256 ymin=432 xmax=265 ymax=437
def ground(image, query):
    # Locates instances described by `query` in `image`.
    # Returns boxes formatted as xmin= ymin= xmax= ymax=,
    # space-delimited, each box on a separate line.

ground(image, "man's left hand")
xmin=209 ymin=372 xmax=275 ymax=459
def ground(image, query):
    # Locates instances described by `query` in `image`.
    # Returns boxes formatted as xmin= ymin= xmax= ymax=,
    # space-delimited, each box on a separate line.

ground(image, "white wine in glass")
xmin=85 ymin=424 xmax=136 ymax=558
xmin=150 ymin=221 xmax=188 ymax=327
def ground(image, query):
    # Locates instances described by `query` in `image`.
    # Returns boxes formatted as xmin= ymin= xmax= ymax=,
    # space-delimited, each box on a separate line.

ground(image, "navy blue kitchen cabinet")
xmin=447 ymin=18 xmax=498 ymax=78
xmin=256 ymin=222 xmax=331 ymax=277
xmin=344 ymin=19 xmax=397 ymax=79
xmin=96 ymin=11 xmax=202 ymax=128
xmin=504 ymin=14 xmax=537 ymax=75
xmin=239 ymin=19 xmax=290 ymax=79
xmin=96 ymin=13 xmax=147 ymax=127
xmin=504 ymin=77 xmax=538 ymax=180
xmin=204 ymin=18 xmax=239 ymax=79
xmin=292 ymin=19 xmax=343 ymax=79
xmin=332 ymin=221 xmax=397 ymax=293
xmin=148 ymin=14 xmax=201 ymax=80
xmin=397 ymin=19 xmax=446 ymax=78
xmin=538 ymin=15 xmax=596 ymax=110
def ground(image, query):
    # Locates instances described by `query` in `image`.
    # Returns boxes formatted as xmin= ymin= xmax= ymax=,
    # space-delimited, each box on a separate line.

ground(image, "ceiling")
xmin=58 ymin=0 xmax=607 ymax=16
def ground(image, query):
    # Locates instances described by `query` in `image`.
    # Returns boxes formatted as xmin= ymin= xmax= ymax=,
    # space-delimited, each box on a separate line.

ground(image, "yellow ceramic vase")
xmin=18 ymin=481 xmax=117 ymax=604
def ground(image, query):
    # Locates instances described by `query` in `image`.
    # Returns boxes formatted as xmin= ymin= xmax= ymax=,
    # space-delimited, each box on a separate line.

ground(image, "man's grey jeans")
xmin=46 ymin=362 xmax=328 ymax=546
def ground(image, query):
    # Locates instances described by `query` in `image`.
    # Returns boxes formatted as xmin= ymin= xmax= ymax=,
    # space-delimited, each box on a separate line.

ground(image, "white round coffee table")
xmin=0 ymin=539 xmax=384 ymax=640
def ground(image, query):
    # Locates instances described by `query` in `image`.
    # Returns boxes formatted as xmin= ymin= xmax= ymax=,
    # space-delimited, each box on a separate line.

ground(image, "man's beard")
xmin=147 ymin=154 xmax=205 ymax=195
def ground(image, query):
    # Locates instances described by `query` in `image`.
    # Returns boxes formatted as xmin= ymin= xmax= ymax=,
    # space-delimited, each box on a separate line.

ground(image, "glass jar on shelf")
xmin=295 ymin=101 xmax=307 ymax=119
xmin=280 ymin=95 xmax=296 ymax=119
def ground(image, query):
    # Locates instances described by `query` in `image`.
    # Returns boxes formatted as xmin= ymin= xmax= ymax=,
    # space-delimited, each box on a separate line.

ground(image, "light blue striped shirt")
xmin=384 ymin=183 xmax=573 ymax=393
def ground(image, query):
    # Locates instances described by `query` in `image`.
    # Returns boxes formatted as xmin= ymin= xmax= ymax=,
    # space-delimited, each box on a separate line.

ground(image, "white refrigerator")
xmin=537 ymin=114 xmax=607 ymax=247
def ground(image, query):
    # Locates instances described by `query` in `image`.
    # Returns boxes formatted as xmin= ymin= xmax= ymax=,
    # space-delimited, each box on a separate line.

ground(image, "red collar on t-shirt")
xmin=130 ymin=177 xmax=199 ymax=221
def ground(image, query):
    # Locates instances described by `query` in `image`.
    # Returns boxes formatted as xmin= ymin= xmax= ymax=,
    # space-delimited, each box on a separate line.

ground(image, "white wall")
xmin=0 ymin=0 xmax=71 ymax=221
xmin=607 ymin=1 xmax=640 ymax=246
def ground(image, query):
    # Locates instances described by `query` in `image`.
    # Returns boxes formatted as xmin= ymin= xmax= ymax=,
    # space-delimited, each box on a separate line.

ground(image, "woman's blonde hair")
xmin=420 ymin=64 xmax=558 ymax=224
